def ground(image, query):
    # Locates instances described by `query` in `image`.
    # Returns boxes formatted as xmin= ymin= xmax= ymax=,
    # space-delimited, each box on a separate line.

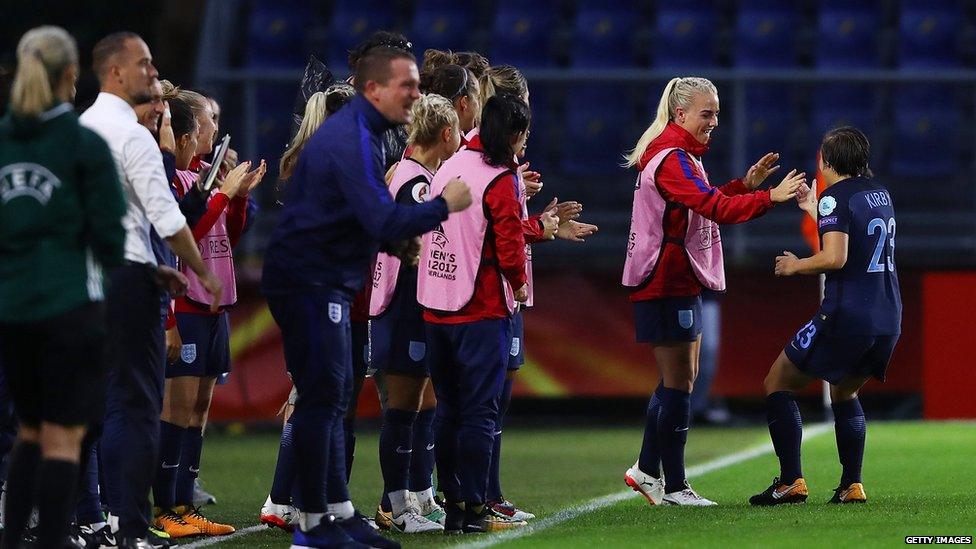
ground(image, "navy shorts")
xmin=784 ymin=315 xmax=899 ymax=385
xmin=167 ymin=312 xmax=230 ymax=378
xmin=634 ymin=296 xmax=703 ymax=343
xmin=369 ymin=301 xmax=428 ymax=378
xmin=352 ymin=320 xmax=369 ymax=379
xmin=508 ymin=311 xmax=525 ymax=371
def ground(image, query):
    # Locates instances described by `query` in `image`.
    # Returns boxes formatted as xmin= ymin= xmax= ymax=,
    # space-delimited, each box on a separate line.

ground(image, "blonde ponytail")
xmin=279 ymin=91 xmax=329 ymax=181
xmin=10 ymin=26 xmax=78 ymax=117
xmin=623 ymin=76 xmax=717 ymax=168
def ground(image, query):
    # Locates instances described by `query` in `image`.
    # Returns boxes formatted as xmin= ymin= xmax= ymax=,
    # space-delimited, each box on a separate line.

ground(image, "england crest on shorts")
xmin=180 ymin=343 xmax=197 ymax=364
xmin=678 ymin=309 xmax=694 ymax=330
xmin=510 ymin=337 xmax=521 ymax=357
xmin=328 ymin=302 xmax=342 ymax=324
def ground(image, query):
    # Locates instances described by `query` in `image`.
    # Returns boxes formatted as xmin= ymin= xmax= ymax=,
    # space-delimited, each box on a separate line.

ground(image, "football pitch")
xmin=189 ymin=421 xmax=974 ymax=548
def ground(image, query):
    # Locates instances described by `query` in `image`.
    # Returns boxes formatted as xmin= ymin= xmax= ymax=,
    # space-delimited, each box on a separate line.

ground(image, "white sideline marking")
xmin=181 ymin=524 xmax=267 ymax=548
xmin=458 ymin=423 xmax=833 ymax=549
xmin=185 ymin=423 xmax=832 ymax=548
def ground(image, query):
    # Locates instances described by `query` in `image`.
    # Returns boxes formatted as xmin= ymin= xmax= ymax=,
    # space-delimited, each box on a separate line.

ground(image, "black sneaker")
xmin=443 ymin=502 xmax=465 ymax=535
xmin=117 ymin=538 xmax=155 ymax=549
xmin=293 ymin=515 xmax=366 ymax=549
xmin=73 ymin=523 xmax=116 ymax=549
xmin=336 ymin=512 xmax=400 ymax=549
xmin=463 ymin=505 xmax=526 ymax=534
xmin=749 ymin=476 xmax=809 ymax=506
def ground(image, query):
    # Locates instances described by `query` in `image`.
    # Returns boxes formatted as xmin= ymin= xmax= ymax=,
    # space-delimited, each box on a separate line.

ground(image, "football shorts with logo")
xmin=167 ymin=312 xmax=231 ymax=378
xmin=634 ymin=296 xmax=703 ymax=343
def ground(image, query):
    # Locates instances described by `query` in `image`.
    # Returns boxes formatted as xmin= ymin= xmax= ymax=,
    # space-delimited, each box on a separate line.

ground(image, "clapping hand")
xmin=744 ymin=152 xmax=781 ymax=189
xmin=519 ymin=162 xmax=543 ymax=198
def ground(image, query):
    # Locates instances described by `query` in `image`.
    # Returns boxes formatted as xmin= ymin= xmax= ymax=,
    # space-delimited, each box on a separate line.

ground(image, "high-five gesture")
xmin=769 ymin=169 xmax=806 ymax=203
xmin=744 ymin=152 xmax=781 ymax=189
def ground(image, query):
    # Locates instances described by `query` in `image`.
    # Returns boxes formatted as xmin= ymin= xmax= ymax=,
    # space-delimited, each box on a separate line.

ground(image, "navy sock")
xmin=638 ymin=381 xmax=664 ymax=477
xmin=36 ymin=459 xmax=79 ymax=549
xmin=76 ymin=445 xmax=104 ymax=525
xmin=487 ymin=378 xmax=513 ymax=502
xmin=153 ymin=421 xmax=185 ymax=510
xmin=832 ymin=398 xmax=866 ymax=486
xmin=766 ymin=391 xmax=804 ymax=484
xmin=657 ymin=387 xmax=691 ymax=493
xmin=2 ymin=442 xmax=40 ymax=547
xmin=379 ymin=408 xmax=418 ymax=495
xmin=175 ymin=427 xmax=203 ymax=507
xmin=270 ymin=419 xmax=296 ymax=505
xmin=343 ymin=417 xmax=356 ymax=481
xmin=410 ymin=407 xmax=436 ymax=492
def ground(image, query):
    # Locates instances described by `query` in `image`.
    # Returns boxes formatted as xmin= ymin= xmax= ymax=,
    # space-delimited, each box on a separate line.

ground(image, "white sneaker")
xmin=260 ymin=495 xmax=299 ymax=531
xmin=624 ymin=463 xmax=665 ymax=506
xmin=391 ymin=508 xmax=444 ymax=533
xmin=412 ymin=493 xmax=446 ymax=526
xmin=662 ymin=484 xmax=717 ymax=506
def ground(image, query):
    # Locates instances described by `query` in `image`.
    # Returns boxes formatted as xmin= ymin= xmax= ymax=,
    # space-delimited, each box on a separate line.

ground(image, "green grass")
xmin=196 ymin=421 xmax=975 ymax=548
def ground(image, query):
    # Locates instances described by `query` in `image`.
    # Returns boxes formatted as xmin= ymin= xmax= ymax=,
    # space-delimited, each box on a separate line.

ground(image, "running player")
xmin=750 ymin=126 xmax=900 ymax=506
xmin=621 ymin=76 xmax=804 ymax=506
xmin=371 ymin=94 xmax=460 ymax=534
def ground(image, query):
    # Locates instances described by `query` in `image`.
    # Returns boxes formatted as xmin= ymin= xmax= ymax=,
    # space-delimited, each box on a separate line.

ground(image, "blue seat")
xmin=561 ymin=85 xmax=630 ymax=175
xmin=326 ymin=0 xmax=395 ymax=70
xmin=490 ymin=0 xmax=557 ymax=68
xmin=256 ymin=84 xmax=297 ymax=171
xmin=734 ymin=7 xmax=797 ymax=68
xmin=815 ymin=8 xmax=880 ymax=68
xmin=653 ymin=6 xmax=715 ymax=68
xmin=898 ymin=4 xmax=961 ymax=68
xmin=571 ymin=7 xmax=637 ymax=68
xmin=745 ymin=88 xmax=796 ymax=162
xmin=811 ymin=84 xmax=879 ymax=139
xmin=889 ymin=109 xmax=956 ymax=176
xmin=245 ymin=0 xmax=311 ymax=68
xmin=411 ymin=0 xmax=474 ymax=58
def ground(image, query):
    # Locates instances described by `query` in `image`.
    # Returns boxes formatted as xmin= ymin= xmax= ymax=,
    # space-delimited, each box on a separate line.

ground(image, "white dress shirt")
xmin=80 ymin=92 xmax=186 ymax=265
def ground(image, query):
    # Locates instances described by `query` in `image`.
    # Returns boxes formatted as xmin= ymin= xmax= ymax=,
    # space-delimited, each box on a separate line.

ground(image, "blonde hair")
xmin=279 ymin=91 xmax=329 ymax=181
xmin=478 ymin=65 xmax=527 ymax=108
xmin=623 ymin=77 xmax=718 ymax=168
xmin=11 ymin=26 xmax=78 ymax=117
xmin=408 ymin=94 xmax=460 ymax=147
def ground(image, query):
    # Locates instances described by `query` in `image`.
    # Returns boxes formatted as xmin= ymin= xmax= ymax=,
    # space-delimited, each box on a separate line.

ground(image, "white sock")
xmin=413 ymin=488 xmax=435 ymax=508
xmin=88 ymin=521 xmax=107 ymax=531
xmin=300 ymin=511 xmax=326 ymax=532
xmin=389 ymin=489 xmax=411 ymax=517
xmin=327 ymin=500 xmax=355 ymax=520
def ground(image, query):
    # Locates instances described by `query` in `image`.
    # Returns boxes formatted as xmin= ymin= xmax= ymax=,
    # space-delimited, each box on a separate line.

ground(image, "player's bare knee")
xmin=39 ymin=423 xmax=86 ymax=462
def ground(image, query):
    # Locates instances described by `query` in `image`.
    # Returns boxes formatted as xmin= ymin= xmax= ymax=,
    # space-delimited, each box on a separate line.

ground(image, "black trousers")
xmin=100 ymin=263 xmax=165 ymax=538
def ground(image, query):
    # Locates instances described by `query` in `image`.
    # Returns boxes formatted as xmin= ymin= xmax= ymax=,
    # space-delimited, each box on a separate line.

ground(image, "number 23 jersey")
xmin=817 ymin=176 xmax=902 ymax=336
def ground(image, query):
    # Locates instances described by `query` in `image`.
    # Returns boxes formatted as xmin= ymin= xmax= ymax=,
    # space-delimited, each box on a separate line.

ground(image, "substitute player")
xmin=621 ymin=76 xmax=805 ymax=506
xmin=750 ymin=126 xmax=900 ymax=506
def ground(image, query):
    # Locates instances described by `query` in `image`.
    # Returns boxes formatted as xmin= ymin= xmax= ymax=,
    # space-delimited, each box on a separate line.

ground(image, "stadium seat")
xmin=245 ymin=0 xmax=311 ymax=68
xmin=898 ymin=2 xmax=962 ymax=68
xmin=889 ymin=109 xmax=957 ymax=176
xmin=411 ymin=0 xmax=474 ymax=59
xmin=561 ymin=84 xmax=631 ymax=175
xmin=491 ymin=0 xmax=558 ymax=68
xmin=571 ymin=2 xmax=638 ymax=68
xmin=256 ymin=84 xmax=297 ymax=174
xmin=814 ymin=7 xmax=881 ymax=68
xmin=652 ymin=2 xmax=715 ymax=68
xmin=327 ymin=0 xmax=396 ymax=70
xmin=734 ymin=4 xmax=798 ymax=68
xmin=811 ymin=84 xmax=879 ymax=140
xmin=745 ymin=87 xmax=797 ymax=164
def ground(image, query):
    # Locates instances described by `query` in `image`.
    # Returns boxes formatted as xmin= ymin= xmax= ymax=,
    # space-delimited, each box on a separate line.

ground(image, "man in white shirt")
xmin=79 ymin=31 xmax=221 ymax=548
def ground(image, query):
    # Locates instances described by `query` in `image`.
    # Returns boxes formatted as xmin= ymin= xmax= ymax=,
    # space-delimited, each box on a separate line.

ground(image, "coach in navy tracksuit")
xmin=261 ymin=46 xmax=471 ymax=548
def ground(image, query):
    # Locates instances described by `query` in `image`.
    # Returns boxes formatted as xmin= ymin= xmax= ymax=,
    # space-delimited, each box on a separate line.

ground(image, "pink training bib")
xmin=622 ymin=148 xmax=726 ymax=291
xmin=174 ymin=168 xmax=238 ymax=308
xmin=369 ymin=159 xmax=433 ymax=317
xmin=417 ymin=148 xmax=517 ymax=314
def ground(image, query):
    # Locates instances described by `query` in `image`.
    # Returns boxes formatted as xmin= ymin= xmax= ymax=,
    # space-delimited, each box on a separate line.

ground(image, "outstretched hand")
xmin=745 ymin=152 xmax=781 ymax=189
xmin=556 ymin=220 xmax=599 ymax=243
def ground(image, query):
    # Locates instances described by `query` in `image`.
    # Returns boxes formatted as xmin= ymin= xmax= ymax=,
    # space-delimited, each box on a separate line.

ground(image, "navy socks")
xmin=1 ymin=442 xmax=40 ymax=547
xmin=270 ymin=418 xmax=296 ymax=505
xmin=175 ymin=427 xmax=203 ymax=507
xmin=657 ymin=387 xmax=691 ymax=493
xmin=832 ymin=398 xmax=866 ymax=486
xmin=410 ymin=407 xmax=436 ymax=492
xmin=767 ymin=391 xmax=804 ymax=484
xmin=638 ymin=381 xmax=664 ymax=478
xmin=379 ymin=408 xmax=418 ymax=495
xmin=36 ymin=459 xmax=79 ymax=549
xmin=153 ymin=421 xmax=185 ymax=509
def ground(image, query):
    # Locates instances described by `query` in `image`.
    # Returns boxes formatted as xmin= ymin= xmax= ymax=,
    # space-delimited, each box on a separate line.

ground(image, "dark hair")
xmin=168 ymin=96 xmax=198 ymax=139
xmin=325 ymin=82 xmax=355 ymax=115
xmin=92 ymin=31 xmax=140 ymax=80
xmin=423 ymin=64 xmax=476 ymax=102
xmin=348 ymin=30 xmax=412 ymax=71
xmin=454 ymin=51 xmax=489 ymax=78
xmin=821 ymin=126 xmax=873 ymax=178
xmin=353 ymin=46 xmax=416 ymax=93
xmin=479 ymin=94 xmax=530 ymax=167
